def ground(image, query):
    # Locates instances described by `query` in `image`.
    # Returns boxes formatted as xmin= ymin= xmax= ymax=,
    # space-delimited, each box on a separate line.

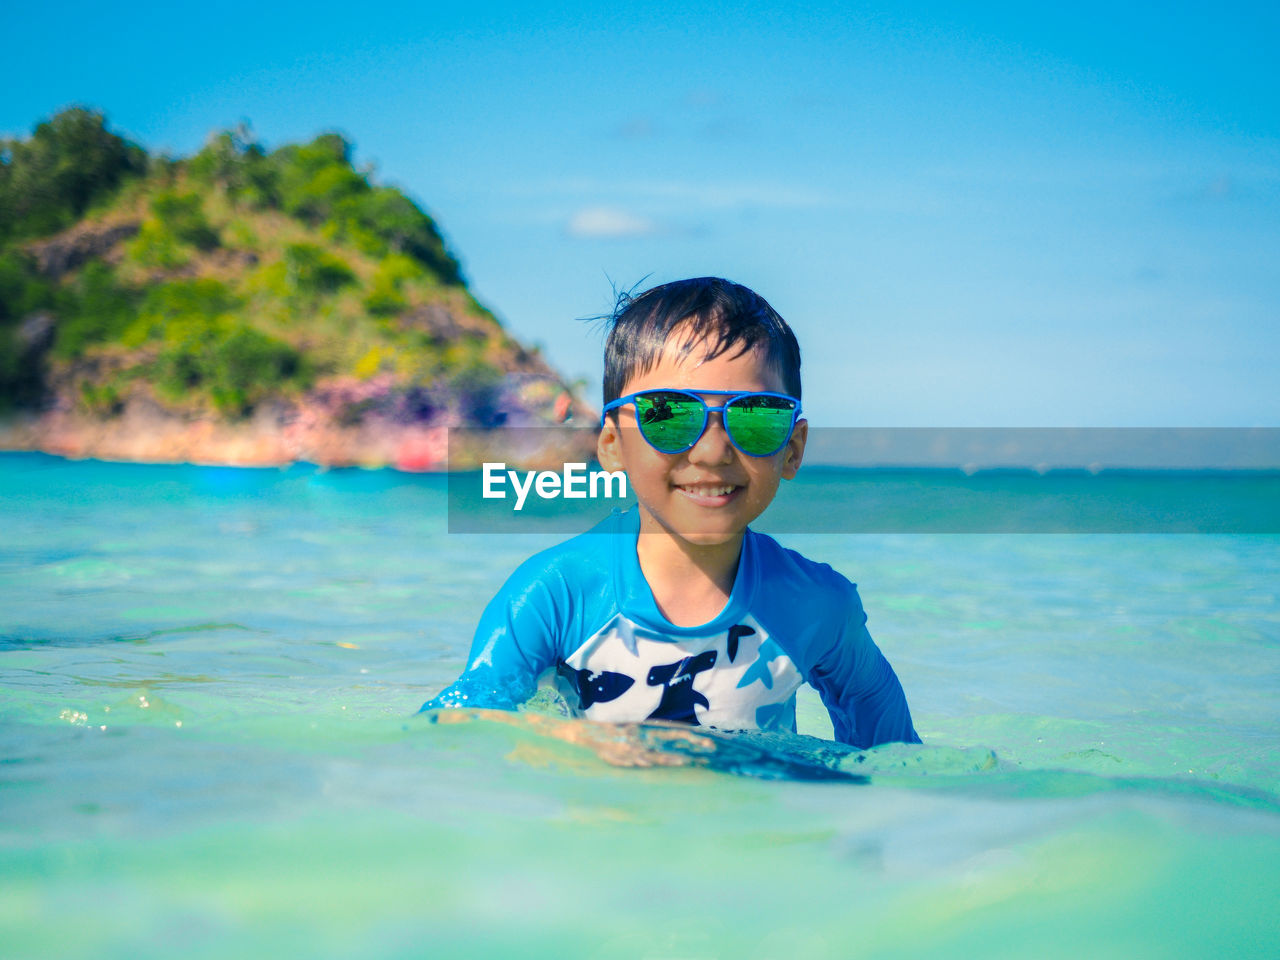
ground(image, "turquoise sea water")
xmin=2 ymin=453 xmax=1278 ymax=958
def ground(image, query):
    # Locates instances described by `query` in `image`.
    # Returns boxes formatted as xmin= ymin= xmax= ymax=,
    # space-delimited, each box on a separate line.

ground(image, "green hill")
xmin=0 ymin=108 xmax=582 ymax=468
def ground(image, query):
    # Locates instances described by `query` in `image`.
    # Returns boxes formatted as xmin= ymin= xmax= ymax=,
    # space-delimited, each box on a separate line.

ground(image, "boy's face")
xmin=597 ymin=330 xmax=807 ymax=548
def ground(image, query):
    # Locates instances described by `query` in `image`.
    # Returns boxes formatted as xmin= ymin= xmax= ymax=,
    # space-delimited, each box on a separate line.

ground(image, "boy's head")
xmin=597 ymin=277 xmax=807 ymax=547
xmin=602 ymin=277 xmax=801 ymax=412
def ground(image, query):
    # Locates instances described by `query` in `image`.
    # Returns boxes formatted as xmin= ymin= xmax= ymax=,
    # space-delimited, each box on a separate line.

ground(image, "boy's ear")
xmin=780 ymin=419 xmax=807 ymax=480
xmin=597 ymin=416 xmax=624 ymax=472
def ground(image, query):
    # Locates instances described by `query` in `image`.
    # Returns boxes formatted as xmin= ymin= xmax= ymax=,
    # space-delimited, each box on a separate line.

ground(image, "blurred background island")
xmin=0 ymin=108 xmax=587 ymax=470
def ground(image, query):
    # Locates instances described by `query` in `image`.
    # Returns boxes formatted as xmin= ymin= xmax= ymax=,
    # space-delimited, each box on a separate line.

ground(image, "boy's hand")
xmin=421 ymin=708 xmax=867 ymax=781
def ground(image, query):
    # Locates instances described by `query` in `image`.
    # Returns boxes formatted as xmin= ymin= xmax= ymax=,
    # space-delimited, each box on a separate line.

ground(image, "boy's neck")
xmin=635 ymin=525 xmax=744 ymax=629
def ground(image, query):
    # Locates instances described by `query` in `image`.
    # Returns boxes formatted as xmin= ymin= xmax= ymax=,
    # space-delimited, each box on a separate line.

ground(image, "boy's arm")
xmin=418 ymin=558 xmax=566 ymax=713
xmin=806 ymin=584 xmax=921 ymax=749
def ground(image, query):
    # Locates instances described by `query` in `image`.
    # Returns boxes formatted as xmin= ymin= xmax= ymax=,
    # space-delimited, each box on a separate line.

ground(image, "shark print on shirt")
xmin=553 ymin=613 xmax=804 ymax=730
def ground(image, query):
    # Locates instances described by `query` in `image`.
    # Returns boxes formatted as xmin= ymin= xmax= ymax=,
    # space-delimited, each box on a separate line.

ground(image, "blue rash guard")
xmin=421 ymin=508 xmax=920 ymax=749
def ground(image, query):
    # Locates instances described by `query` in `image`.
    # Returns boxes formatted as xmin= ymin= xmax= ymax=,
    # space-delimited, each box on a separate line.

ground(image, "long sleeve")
xmin=418 ymin=555 xmax=567 ymax=712
xmin=805 ymin=584 xmax=921 ymax=749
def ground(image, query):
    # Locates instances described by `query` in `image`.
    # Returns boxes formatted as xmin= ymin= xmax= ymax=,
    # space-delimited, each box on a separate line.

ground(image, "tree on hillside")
xmin=0 ymin=108 xmax=148 ymax=246
xmin=190 ymin=128 xmax=463 ymax=284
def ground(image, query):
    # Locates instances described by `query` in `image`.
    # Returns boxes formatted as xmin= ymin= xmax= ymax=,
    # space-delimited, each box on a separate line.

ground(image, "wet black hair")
xmin=601 ymin=277 xmax=801 ymax=413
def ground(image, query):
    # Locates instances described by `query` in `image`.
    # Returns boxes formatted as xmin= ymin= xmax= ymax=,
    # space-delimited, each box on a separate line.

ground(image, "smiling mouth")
xmin=674 ymin=483 xmax=742 ymax=504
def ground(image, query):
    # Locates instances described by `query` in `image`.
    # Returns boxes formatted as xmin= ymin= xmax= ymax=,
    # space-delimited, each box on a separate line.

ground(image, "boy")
xmin=422 ymin=277 xmax=919 ymax=749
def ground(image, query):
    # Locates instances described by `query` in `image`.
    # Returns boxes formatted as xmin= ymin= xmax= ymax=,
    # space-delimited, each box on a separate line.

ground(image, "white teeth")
xmin=678 ymin=484 xmax=736 ymax=497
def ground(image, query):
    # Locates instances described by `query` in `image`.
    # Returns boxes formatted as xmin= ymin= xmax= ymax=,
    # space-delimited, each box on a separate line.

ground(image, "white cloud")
xmin=514 ymin=178 xmax=833 ymax=212
xmin=615 ymin=118 xmax=655 ymax=139
xmin=565 ymin=206 xmax=659 ymax=239
xmin=625 ymin=180 xmax=829 ymax=210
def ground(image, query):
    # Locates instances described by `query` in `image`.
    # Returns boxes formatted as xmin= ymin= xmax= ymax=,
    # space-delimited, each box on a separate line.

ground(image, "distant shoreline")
xmin=4 ymin=446 xmax=1279 ymax=477
xmin=0 ymin=410 xmax=452 ymax=472
xmin=0 ymin=413 xmax=597 ymax=472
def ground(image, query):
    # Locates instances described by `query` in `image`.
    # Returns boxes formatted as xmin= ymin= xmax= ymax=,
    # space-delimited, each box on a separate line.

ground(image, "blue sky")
xmin=6 ymin=1 xmax=1278 ymax=426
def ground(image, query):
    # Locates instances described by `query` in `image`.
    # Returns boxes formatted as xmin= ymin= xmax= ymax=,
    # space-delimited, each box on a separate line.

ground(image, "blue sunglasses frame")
xmin=600 ymin=389 xmax=803 ymax=457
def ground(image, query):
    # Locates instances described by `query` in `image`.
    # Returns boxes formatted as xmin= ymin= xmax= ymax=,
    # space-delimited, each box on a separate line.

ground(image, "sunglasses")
xmin=601 ymin=389 xmax=803 ymax=457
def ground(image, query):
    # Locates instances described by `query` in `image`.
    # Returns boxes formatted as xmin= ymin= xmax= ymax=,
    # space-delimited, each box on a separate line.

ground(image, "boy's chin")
xmin=670 ymin=528 xmax=743 ymax=547
xmin=638 ymin=506 xmax=750 ymax=547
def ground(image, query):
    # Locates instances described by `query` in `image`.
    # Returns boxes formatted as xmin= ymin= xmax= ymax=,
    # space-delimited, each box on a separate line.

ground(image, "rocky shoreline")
xmin=0 ymin=409 xmax=450 ymax=471
xmin=0 ymin=372 xmax=597 ymax=471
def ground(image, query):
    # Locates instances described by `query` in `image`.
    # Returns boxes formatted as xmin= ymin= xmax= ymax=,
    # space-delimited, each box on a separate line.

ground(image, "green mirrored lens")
xmin=634 ymin=392 xmax=705 ymax=452
xmin=725 ymin=395 xmax=796 ymax=455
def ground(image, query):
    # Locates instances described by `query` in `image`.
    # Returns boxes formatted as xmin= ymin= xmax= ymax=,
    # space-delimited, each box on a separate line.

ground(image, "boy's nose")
xmin=687 ymin=411 xmax=734 ymax=464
